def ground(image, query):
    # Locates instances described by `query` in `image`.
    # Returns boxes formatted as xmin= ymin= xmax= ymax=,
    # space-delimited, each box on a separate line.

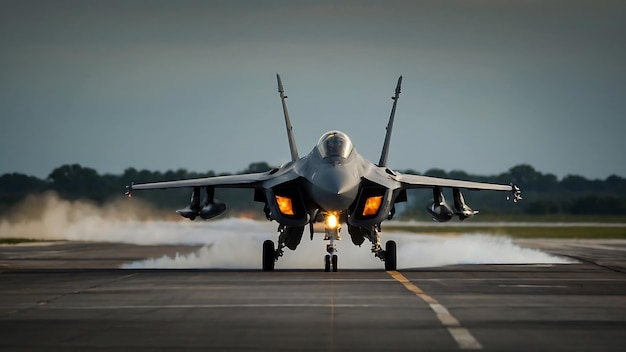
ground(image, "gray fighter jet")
xmin=126 ymin=74 xmax=522 ymax=272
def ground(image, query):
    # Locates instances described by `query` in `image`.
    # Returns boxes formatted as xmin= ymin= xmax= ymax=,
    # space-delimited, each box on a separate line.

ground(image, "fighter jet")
xmin=125 ymin=74 xmax=521 ymax=272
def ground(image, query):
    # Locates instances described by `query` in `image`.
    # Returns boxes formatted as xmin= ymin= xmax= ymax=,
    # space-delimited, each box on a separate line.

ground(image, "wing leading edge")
xmin=127 ymin=171 xmax=271 ymax=193
xmin=397 ymin=173 xmax=516 ymax=193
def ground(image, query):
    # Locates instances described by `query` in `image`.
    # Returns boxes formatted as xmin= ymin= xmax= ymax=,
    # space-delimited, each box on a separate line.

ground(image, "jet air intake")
xmin=262 ymin=180 xmax=309 ymax=227
xmin=347 ymin=183 xmax=406 ymax=228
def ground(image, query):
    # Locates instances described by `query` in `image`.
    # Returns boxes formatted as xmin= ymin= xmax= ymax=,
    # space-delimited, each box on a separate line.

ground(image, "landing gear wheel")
xmin=331 ymin=254 xmax=338 ymax=272
xmin=324 ymin=255 xmax=331 ymax=272
xmin=262 ymin=240 xmax=275 ymax=271
xmin=384 ymin=240 xmax=397 ymax=271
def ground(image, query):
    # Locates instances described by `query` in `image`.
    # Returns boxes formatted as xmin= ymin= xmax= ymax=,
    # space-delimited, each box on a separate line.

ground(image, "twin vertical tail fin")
xmin=277 ymin=74 xmax=299 ymax=162
xmin=378 ymin=76 xmax=403 ymax=167
xmin=276 ymin=73 xmax=402 ymax=165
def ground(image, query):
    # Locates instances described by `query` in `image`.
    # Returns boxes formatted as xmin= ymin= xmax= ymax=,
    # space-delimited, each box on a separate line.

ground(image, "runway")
xmin=1 ymin=239 xmax=625 ymax=351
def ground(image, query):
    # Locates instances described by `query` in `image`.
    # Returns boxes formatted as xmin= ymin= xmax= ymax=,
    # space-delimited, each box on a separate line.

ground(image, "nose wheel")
xmin=324 ymin=254 xmax=338 ymax=272
xmin=324 ymin=224 xmax=340 ymax=272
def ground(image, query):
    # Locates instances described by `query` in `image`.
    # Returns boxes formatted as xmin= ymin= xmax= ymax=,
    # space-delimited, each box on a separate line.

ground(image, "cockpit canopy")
xmin=316 ymin=131 xmax=353 ymax=159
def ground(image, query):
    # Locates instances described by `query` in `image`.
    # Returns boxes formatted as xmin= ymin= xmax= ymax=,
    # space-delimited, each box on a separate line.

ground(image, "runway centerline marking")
xmin=387 ymin=271 xmax=483 ymax=350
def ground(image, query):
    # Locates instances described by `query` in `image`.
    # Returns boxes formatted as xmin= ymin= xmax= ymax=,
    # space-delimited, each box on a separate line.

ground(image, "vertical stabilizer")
xmin=378 ymin=76 xmax=402 ymax=167
xmin=277 ymin=74 xmax=299 ymax=162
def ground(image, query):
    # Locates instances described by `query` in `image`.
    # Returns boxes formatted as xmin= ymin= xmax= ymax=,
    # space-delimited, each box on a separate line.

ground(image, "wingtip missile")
xmin=125 ymin=182 xmax=134 ymax=197
xmin=509 ymin=184 xmax=523 ymax=202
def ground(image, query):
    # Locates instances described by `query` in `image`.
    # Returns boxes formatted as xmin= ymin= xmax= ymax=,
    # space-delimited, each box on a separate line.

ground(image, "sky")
xmin=1 ymin=0 xmax=625 ymax=180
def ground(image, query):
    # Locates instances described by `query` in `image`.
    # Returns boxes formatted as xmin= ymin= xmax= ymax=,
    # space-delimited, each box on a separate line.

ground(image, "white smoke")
xmin=0 ymin=192 xmax=270 ymax=245
xmin=1 ymin=192 xmax=573 ymax=269
xmin=122 ymin=230 xmax=574 ymax=269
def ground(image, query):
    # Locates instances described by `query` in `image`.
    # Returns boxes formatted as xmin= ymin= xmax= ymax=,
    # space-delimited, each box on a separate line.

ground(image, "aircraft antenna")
xmin=277 ymin=73 xmax=299 ymax=162
xmin=378 ymin=75 xmax=402 ymax=167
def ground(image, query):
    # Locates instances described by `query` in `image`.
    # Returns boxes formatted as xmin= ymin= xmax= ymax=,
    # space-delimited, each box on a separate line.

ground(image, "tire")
xmin=262 ymin=240 xmax=275 ymax=271
xmin=331 ymin=255 xmax=338 ymax=272
xmin=384 ymin=240 xmax=397 ymax=271
xmin=324 ymin=254 xmax=331 ymax=272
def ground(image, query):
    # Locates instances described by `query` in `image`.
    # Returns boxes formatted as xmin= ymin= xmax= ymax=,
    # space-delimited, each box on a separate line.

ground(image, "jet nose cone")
xmin=310 ymin=167 xmax=360 ymax=211
xmin=322 ymin=171 xmax=356 ymax=194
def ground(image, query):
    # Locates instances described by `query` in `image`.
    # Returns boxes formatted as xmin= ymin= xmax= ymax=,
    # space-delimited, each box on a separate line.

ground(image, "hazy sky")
xmin=1 ymin=0 xmax=625 ymax=180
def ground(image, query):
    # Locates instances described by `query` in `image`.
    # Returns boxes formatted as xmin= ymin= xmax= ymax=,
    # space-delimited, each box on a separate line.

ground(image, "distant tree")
xmin=565 ymin=194 xmax=626 ymax=215
xmin=0 ymin=173 xmax=50 ymax=213
xmin=424 ymin=168 xmax=447 ymax=178
xmin=0 ymin=173 xmax=49 ymax=196
xmin=504 ymin=164 xmax=558 ymax=192
xmin=526 ymin=199 xmax=561 ymax=215
xmin=399 ymin=169 xmax=420 ymax=176
xmin=1 ymin=162 xmax=625 ymax=218
xmin=562 ymin=175 xmax=598 ymax=192
xmin=448 ymin=169 xmax=470 ymax=180
xmin=243 ymin=162 xmax=274 ymax=173
xmin=605 ymin=175 xmax=626 ymax=195
xmin=47 ymin=164 xmax=101 ymax=200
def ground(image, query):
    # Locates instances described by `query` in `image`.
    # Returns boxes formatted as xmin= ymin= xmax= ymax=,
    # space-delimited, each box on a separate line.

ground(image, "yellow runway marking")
xmin=387 ymin=271 xmax=483 ymax=350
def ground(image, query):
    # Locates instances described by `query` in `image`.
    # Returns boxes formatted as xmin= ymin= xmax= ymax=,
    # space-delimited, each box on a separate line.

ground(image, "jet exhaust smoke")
xmin=1 ymin=192 xmax=574 ymax=269
xmin=122 ymin=230 xmax=574 ymax=269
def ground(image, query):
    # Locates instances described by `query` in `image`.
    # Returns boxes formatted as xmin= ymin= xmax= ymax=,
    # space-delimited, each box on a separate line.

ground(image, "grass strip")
xmin=384 ymin=225 xmax=626 ymax=239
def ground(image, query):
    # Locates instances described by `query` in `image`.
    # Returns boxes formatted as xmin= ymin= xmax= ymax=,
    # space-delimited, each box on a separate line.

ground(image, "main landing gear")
xmin=262 ymin=219 xmax=398 ymax=272
xmin=262 ymin=239 xmax=276 ymax=271
xmin=367 ymin=226 xmax=397 ymax=271
xmin=384 ymin=240 xmax=397 ymax=271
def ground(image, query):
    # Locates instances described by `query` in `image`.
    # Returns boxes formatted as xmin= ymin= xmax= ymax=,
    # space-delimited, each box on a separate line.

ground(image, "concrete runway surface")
xmin=1 ymin=239 xmax=625 ymax=351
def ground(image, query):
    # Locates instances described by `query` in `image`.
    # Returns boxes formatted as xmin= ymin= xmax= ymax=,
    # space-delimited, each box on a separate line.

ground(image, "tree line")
xmin=1 ymin=163 xmax=625 ymax=218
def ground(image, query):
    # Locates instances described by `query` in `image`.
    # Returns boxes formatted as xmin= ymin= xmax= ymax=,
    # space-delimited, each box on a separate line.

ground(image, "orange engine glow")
xmin=275 ymin=195 xmax=294 ymax=216
xmin=362 ymin=195 xmax=383 ymax=216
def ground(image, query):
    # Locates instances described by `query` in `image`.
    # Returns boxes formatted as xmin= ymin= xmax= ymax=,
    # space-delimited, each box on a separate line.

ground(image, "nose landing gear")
xmin=323 ymin=213 xmax=341 ymax=272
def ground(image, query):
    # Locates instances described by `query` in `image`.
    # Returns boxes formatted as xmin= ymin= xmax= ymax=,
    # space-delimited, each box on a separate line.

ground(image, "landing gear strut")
xmin=262 ymin=219 xmax=397 ymax=272
xmin=323 ymin=214 xmax=340 ymax=272
xmin=364 ymin=226 xmax=397 ymax=271
xmin=262 ymin=225 xmax=291 ymax=271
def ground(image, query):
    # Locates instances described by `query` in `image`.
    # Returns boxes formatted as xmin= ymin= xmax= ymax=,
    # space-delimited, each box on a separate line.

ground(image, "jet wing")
xmin=128 ymin=172 xmax=270 ymax=192
xmin=395 ymin=173 xmax=521 ymax=200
